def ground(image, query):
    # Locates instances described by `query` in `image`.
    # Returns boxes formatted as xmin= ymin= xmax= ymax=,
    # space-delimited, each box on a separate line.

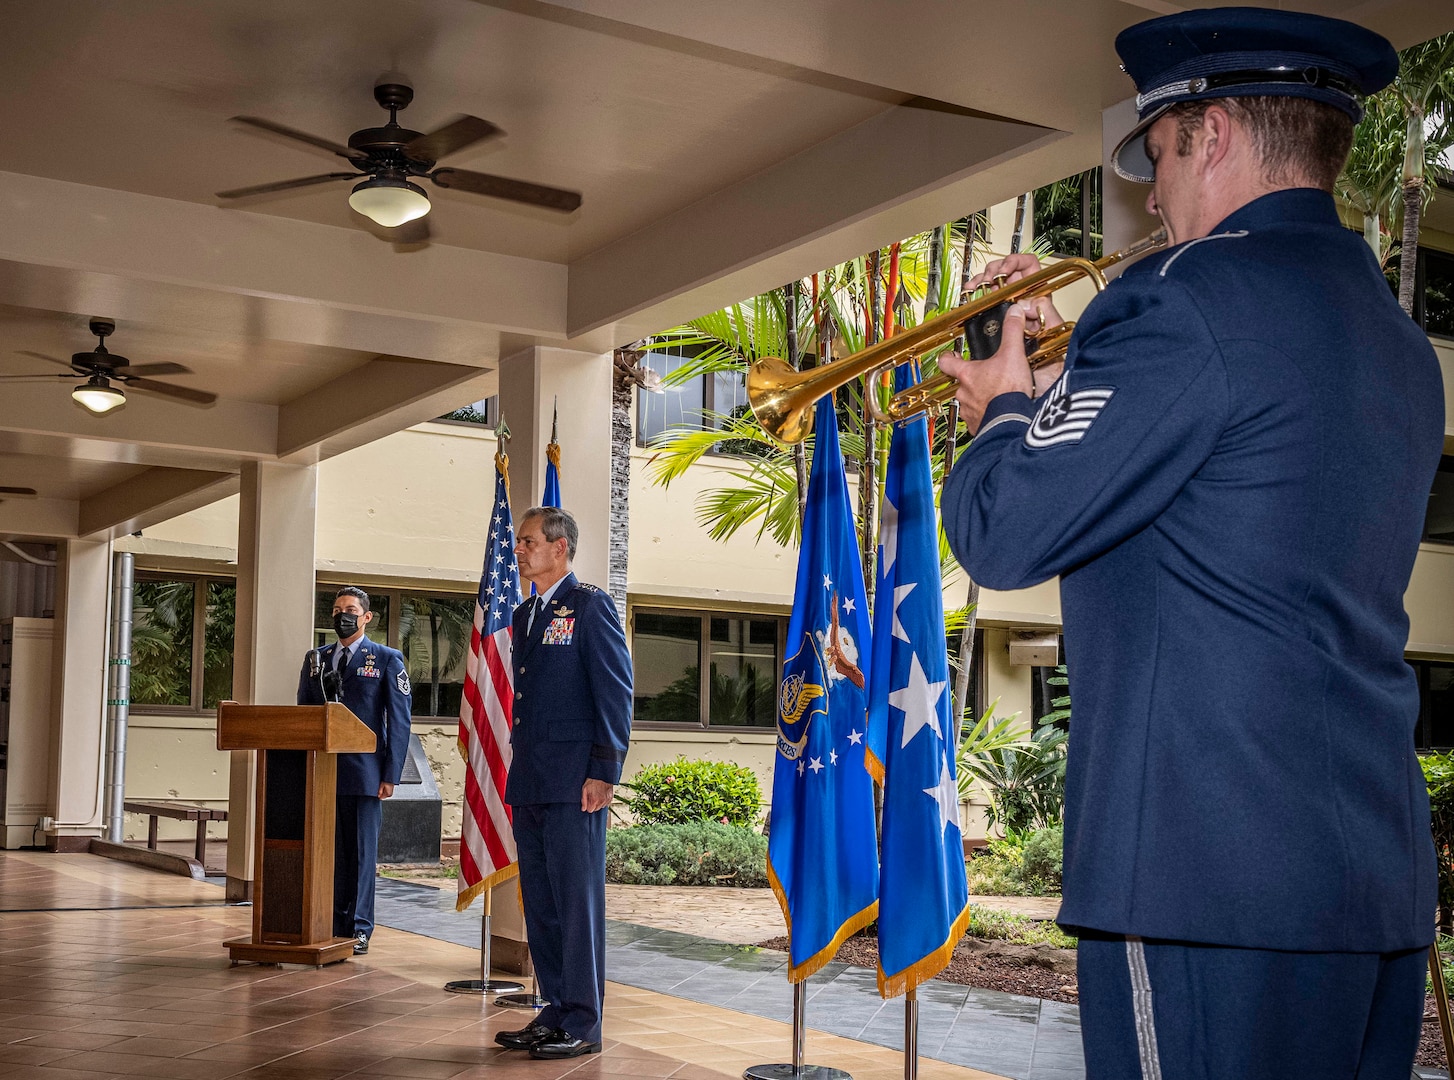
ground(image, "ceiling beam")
xmin=0 ymin=170 xmax=569 ymax=361
xmin=0 ymin=381 xmax=278 ymax=463
xmin=277 ymin=356 xmax=494 ymax=460
xmin=0 ymin=497 xmax=77 ymax=540
xmin=568 ymin=101 xmax=1060 ymax=337
xmin=78 ymin=468 xmax=237 ymax=540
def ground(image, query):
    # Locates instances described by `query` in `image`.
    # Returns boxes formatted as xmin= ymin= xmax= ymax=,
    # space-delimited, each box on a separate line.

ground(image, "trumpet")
xmin=747 ymin=229 xmax=1167 ymax=444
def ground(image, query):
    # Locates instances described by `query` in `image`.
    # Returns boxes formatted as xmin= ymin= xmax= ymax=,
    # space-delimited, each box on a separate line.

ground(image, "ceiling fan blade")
xmin=123 ymin=377 xmax=217 ymax=406
xmin=216 ymin=172 xmax=359 ymax=200
xmin=119 ymin=363 xmax=190 ymax=377
xmin=0 ymin=373 xmax=76 ymax=382
xmin=404 ymin=116 xmax=501 ymax=163
xmin=17 ymin=350 xmax=76 ymax=369
xmin=431 ymin=168 xmax=581 ymax=212
xmin=229 ymin=116 xmax=369 ymax=162
xmin=0 ymin=486 xmax=38 ymax=498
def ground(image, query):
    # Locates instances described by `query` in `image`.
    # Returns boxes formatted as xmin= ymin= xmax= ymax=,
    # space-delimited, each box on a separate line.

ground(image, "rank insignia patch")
xmin=1025 ymin=379 xmax=1115 ymax=449
xmin=397 ymin=670 xmax=411 ymax=695
xmin=542 ymin=617 xmax=576 ymax=645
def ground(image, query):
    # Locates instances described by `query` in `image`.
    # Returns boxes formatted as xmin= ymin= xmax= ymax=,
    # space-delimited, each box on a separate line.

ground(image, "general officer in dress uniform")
xmin=493 ymin=506 xmax=632 ymax=1060
xmin=939 ymin=9 xmax=1443 ymax=1079
xmin=296 ymin=585 xmax=412 ymax=955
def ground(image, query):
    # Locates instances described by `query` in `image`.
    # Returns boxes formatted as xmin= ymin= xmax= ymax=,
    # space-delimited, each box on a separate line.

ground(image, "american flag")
xmin=456 ymin=451 xmax=524 ymax=910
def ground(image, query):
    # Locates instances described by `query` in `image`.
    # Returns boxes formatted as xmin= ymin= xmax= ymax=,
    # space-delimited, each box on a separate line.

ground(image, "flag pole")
xmin=742 ymin=982 xmax=852 ymax=1080
xmin=903 ymin=988 xmax=918 ymax=1080
xmin=444 ymin=887 xmax=525 ymax=995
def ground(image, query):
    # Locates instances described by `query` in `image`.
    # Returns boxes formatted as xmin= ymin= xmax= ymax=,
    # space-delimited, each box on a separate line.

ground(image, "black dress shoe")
xmin=529 ymin=1032 xmax=601 ymax=1059
xmin=495 ymin=1020 xmax=556 ymax=1050
xmin=352 ymin=933 xmax=369 ymax=955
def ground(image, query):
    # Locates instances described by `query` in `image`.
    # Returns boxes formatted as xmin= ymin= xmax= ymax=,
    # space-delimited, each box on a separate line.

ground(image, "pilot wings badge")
xmin=777 ymin=634 xmax=827 ymax=761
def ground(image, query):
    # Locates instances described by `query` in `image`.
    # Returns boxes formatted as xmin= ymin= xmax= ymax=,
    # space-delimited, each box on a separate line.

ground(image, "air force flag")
xmin=767 ymin=394 xmax=879 ymax=982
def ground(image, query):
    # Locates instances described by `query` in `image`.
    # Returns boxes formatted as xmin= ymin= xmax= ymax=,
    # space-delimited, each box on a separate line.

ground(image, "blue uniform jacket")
xmin=943 ymin=189 xmax=1443 ymax=953
xmin=296 ymin=638 xmax=413 ymax=797
xmin=505 ymin=573 xmax=633 ymax=806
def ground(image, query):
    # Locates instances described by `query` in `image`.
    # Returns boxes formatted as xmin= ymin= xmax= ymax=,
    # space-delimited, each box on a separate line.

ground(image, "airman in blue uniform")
xmin=940 ymin=9 xmax=1442 ymax=1078
xmin=296 ymin=585 xmax=412 ymax=955
xmin=493 ymin=506 xmax=632 ymax=1060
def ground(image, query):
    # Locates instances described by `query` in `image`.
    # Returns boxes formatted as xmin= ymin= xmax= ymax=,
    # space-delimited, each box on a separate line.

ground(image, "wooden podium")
xmin=216 ymin=702 xmax=376 ymax=966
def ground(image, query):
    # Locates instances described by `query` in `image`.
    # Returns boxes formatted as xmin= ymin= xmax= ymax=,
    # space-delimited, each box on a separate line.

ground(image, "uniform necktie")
xmin=527 ymin=595 xmax=543 ymax=634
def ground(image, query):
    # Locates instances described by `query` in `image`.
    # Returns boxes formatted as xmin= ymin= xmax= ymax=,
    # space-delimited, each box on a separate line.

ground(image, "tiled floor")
xmin=0 ymin=851 xmax=1012 ymax=1080
xmin=374 ymin=881 xmax=1083 ymax=1080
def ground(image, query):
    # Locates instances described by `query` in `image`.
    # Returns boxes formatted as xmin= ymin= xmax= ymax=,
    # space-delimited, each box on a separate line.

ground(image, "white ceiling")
xmin=0 ymin=0 xmax=1446 ymax=537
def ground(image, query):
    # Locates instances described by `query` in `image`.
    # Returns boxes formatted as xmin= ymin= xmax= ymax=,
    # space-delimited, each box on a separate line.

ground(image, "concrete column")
xmin=225 ymin=461 xmax=318 ymax=901
xmin=497 ymin=346 xmax=614 ymax=588
xmin=45 ymin=538 xmax=112 ymax=849
xmin=1103 ymin=96 xmax=1157 ymax=256
xmin=492 ymin=345 xmax=613 ymax=973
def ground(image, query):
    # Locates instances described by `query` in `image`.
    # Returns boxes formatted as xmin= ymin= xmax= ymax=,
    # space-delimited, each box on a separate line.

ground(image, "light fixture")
xmin=72 ymin=374 xmax=126 ymax=414
xmin=348 ymin=175 xmax=431 ymax=228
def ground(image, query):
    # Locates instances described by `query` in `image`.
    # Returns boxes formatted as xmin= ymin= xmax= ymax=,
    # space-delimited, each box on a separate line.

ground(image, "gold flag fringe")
xmin=875 ymin=897 xmax=970 ymax=998
xmin=545 ymin=441 xmax=561 ymax=472
xmin=767 ymin=859 xmax=879 ymax=984
xmin=865 ymin=746 xmax=886 ymax=786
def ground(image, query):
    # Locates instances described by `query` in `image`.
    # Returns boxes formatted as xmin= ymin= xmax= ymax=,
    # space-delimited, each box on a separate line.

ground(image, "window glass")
xmin=131 ymin=579 xmax=195 ymax=706
xmin=1427 ymin=456 xmax=1454 ymax=545
xmin=1033 ymin=169 xmax=1102 ymax=261
xmin=400 ymin=593 xmax=474 ymax=718
xmin=1429 ymin=663 xmax=1454 ymax=751
xmin=708 ymin=616 xmax=777 ymax=728
xmin=202 ymin=581 xmax=236 ymax=709
xmin=1031 ymin=638 xmax=1069 ymax=730
xmin=314 ymin=589 xmax=390 ymax=649
xmin=1425 ymin=249 xmax=1454 ymax=339
xmin=637 ymin=349 xmax=705 ymax=443
xmin=634 ymin=612 xmax=703 ymax=723
xmin=946 ymin=626 xmax=983 ymax=732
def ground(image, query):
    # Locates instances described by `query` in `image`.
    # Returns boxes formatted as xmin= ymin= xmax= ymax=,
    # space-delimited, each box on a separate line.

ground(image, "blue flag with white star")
xmin=865 ymin=365 xmax=969 ymax=998
xmin=767 ymin=394 xmax=879 ymax=982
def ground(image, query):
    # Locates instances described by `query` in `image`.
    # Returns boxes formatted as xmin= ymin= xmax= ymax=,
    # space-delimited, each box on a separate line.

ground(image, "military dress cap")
xmin=1111 ymin=6 xmax=1398 ymax=182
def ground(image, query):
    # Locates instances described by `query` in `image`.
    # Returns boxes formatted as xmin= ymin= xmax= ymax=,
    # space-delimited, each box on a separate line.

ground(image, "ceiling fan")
xmin=0 ymin=319 xmax=217 ymax=414
xmin=216 ymin=79 xmax=582 ymax=237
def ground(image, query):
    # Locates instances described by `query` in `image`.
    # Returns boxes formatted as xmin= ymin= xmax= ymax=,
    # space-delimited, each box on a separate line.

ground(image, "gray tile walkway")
xmin=374 ymin=877 xmax=1085 ymax=1080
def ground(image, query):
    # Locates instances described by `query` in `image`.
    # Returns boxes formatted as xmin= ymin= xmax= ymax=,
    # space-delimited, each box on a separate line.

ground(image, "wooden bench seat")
xmin=123 ymin=800 xmax=228 ymax=865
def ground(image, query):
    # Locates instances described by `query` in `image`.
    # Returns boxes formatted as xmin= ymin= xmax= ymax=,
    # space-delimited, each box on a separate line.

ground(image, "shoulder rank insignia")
xmin=576 ymin=583 xmax=600 ymax=594
xmin=1025 ymin=376 xmax=1115 ymax=450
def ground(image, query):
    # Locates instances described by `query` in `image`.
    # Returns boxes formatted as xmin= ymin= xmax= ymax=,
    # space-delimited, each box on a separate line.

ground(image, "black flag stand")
xmin=743 ymin=982 xmax=852 ymax=1080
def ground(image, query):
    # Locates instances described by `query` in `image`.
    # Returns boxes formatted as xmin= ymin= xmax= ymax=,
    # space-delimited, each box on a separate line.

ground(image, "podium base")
xmin=224 ymin=936 xmax=356 ymax=968
xmin=445 ymin=979 xmax=527 ymax=995
xmin=744 ymin=1066 xmax=852 ymax=1080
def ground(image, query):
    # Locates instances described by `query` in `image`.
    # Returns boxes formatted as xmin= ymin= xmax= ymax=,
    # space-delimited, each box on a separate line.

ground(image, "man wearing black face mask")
xmin=296 ymin=585 xmax=412 ymax=955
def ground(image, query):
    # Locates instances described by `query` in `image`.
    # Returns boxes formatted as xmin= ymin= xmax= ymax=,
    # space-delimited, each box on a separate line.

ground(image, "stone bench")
xmin=123 ymin=800 xmax=227 ymax=864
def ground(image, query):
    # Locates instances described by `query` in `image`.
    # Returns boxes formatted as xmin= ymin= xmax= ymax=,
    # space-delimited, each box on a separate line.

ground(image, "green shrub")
xmin=966 ymin=905 xmax=1076 ymax=949
xmin=1423 ymin=751 xmax=1454 ymax=934
xmin=605 ymin=822 xmax=768 ymax=887
xmin=617 ymin=757 xmax=762 ymax=827
xmin=966 ymin=825 xmax=1063 ymax=897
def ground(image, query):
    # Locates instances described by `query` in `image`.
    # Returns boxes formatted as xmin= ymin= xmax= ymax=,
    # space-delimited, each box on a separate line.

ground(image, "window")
xmin=632 ymin=607 xmax=785 ymax=728
xmin=1427 ymin=456 xmax=1454 ymax=546
xmin=437 ymin=396 xmax=499 ymax=426
xmin=314 ymin=586 xmax=476 ymax=719
xmin=1394 ymin=247 xmax=1454 ymax=340
xmin=946 ymin=626 xmax=985 ymax=731
xmin=131 ymin=575 xmax=235 ymax=712
xmin=636 ymin=344 xmax=747 ymax=446
xmin=1411 ymin=658 xmax=1454 ymax=752
xmin=1033 ymin=169 xmax=1103 ymax=261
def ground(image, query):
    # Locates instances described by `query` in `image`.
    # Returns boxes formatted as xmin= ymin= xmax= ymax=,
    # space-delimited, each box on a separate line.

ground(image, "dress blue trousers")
xmin=1076 ymin=931 xmax=1427 ymax=1080
xmin=334 ymin=794 xmax=382 ymax=939
xmin=513 ymin=801 xmax=608 ymax=1043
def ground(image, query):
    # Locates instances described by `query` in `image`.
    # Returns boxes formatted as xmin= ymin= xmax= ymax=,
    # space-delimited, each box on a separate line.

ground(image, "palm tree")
xmin=1388 ymin=33 xmax=1454 ymax=314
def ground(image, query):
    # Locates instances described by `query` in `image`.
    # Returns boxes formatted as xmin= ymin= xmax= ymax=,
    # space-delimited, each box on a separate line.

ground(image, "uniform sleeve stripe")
xmin=978 ymin=412 xmax=1032 ymax=436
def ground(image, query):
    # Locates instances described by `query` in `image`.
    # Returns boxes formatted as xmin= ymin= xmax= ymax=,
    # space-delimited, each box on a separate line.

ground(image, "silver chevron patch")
xmin=1025 ymin=384 xmax=1115 ymax=449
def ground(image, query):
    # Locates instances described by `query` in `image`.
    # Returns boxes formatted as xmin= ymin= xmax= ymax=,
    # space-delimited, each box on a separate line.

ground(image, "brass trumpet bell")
xmin=746 ymin=230 xmax=1166 ymax=444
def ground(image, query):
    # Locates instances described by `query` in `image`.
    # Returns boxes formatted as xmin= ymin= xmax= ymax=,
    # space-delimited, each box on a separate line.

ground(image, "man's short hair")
xmin=1167 ymin=96 xmax=1355 ymax=193
xmin=521 ymin=506 xmax=578 ymax=560
xmin=335 ymin=585 xmax=371 ymax=613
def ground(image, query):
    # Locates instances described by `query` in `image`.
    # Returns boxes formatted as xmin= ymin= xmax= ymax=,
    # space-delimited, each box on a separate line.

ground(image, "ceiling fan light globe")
xmin=72 ymin=376 xmax=125 ymax=414
xmin=349 ymin=177 xmax=431 ymax=228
